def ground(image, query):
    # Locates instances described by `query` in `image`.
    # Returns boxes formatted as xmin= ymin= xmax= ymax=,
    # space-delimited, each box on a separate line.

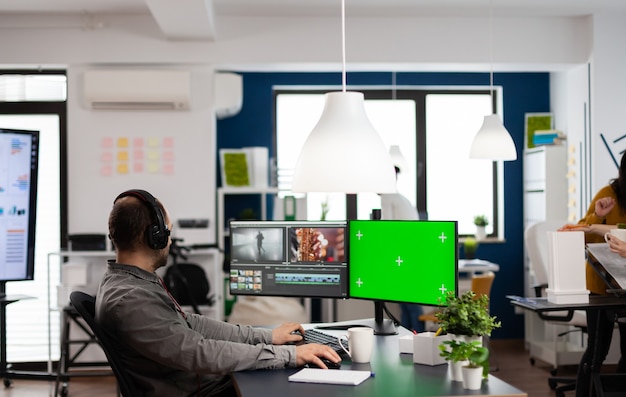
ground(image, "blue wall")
xmin=217 ymin=71 xmax=550 ymax=339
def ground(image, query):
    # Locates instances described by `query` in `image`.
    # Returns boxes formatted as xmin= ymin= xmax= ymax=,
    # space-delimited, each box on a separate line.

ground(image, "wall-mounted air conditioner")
xmin=214 ymin=72 xmax=243 ymax=119
xmin=83 ymin=69 xmax=191 ymax=110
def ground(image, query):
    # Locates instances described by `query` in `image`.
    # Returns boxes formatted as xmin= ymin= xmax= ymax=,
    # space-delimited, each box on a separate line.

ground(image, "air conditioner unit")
xmin=83 ymin=70 xmax=191 ymax=110
xmin=214 ymin=72 xmax=243 ymax=119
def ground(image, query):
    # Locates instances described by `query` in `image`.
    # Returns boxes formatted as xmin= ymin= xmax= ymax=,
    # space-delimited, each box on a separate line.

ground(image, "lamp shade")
xmin=292 ymin=91 xmax=397 ymax=194
xmin=469 ymin=114 xmax=517 ymax=161
xmin=388 ymin=145 xmax=408 ymax=172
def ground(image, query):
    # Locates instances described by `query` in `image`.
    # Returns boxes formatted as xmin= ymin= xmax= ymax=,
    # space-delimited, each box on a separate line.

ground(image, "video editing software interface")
xmin=229 ymin=220 xmax=348 ymax=298
xmin=348 ymin=220 xmax=458 ymax=306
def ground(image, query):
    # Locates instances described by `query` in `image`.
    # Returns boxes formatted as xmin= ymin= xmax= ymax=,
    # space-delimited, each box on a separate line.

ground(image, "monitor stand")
xmin=373 ymin=301 xmax=398 ymax=335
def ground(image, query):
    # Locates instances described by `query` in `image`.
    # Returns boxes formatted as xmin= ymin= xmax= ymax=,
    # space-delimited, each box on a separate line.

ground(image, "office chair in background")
xmin=164 ymin=239 xmax=215 ymax=315
xmin=69 ymin=291 xmax=140 ymax=397
xmin=524 ymin=220 xmax=587 ymax=397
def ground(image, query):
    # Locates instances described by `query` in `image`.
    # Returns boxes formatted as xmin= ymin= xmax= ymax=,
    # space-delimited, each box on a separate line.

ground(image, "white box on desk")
xmin=413 ymin=332 xmax=449 ymax=366
xmin=546 ymin=231 xmax=589 ymax=304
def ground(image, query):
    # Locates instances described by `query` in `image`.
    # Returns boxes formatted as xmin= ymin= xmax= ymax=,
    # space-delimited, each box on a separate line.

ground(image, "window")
xmin=275 ymin=87 xmax=503 ymax=237
xmin=0 ymin=71 xmax=67 ymax=362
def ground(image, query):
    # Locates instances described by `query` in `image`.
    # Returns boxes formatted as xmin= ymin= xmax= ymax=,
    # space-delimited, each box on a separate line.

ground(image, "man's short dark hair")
xmin=109 ymin=197 xmax=163 ymax=251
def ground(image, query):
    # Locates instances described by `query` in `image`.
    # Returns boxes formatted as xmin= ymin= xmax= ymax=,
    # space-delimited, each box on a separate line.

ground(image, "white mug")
xmin=604 ymin=228 xmax=626 ymax=243
xmin=337 ymin=327 xmax=374 ymax=363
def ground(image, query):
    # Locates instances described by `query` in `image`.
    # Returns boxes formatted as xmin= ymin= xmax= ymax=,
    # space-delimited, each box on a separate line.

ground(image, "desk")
xmin=233 ymin=319 xmax=526 ymax=397
xmin=458 ymin=259 xmax=500 ymax=275
xmin=508 ymin=295 xmax=626 ymax=396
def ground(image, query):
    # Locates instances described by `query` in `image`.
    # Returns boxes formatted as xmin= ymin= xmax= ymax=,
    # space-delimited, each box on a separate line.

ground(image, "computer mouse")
xmin=307 ymin=358 xmax=341 ymax=370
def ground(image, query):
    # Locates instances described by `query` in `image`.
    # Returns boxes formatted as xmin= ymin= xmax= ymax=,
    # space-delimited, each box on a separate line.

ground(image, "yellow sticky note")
xmin=147 ymin=162 xmax=159 ymax=174
xmin=147 ymin=137 xmax=160 ymax=147
xmin=117 ymin=151 xmax=129 ymax=161
xmin=117 ymin=137 xmax=129 ymax=148
xmin=147 ymin=151 xmax=159 ymax=161
xmin=117 ymin=163 xmax=129 ymax=174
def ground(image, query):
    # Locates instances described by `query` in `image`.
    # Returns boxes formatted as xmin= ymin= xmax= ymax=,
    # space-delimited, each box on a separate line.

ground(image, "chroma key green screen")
xmin=348 ymin=220 xmax=458 ymax=306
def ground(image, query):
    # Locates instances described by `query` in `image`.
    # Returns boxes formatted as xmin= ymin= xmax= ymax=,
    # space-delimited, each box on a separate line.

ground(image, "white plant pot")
xmin=475 ymin=226 xmax=487 ymax=240
xmin=462 ymin=365 xmax=483 ymax=390
xmin=448 ymin=360 xmax=468 ymax=382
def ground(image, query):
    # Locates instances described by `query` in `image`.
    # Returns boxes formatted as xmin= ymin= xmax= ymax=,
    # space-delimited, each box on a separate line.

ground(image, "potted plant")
xmin=435 ymin=290 xmax=501 ymax=338
xmin=439 ymin=340 xmax=489 ymax=388
xmin=463 ymin=237 xmax=478 ymax=260
xmin=473 ymin=215 xmax=489 ymax=240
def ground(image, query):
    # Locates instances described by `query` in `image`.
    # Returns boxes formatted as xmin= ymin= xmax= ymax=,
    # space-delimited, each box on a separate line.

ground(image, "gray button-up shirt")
xmin=95 ymin=261 xmax=296 ymax=397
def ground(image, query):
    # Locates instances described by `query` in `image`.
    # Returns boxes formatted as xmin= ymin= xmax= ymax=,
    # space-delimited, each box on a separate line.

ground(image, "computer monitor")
xmin=0 ymin=128 xmax=39 ymax=295
xmin=348 ymin=219 xmax=458 ymax=335
xmin=228 ymin=220 xmax=348 ymax=299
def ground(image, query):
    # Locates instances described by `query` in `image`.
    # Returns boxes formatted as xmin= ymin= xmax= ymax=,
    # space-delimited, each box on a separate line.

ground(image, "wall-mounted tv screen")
xmin=0 ymin=128 xmax=39 ymax=288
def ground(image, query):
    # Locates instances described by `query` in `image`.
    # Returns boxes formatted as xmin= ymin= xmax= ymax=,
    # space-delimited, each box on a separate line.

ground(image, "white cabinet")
xmin=523 ymin=145 xmax=568 ymax=298
xmin=523 ymin=145 xmax=568 ymax=227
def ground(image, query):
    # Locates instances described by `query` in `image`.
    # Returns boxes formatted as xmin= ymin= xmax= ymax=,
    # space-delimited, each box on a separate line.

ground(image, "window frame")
xmin=273 ymin=87 xmax=502 ymax=238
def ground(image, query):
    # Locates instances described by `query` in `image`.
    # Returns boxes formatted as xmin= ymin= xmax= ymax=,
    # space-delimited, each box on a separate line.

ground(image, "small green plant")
xmin=320 ymin=199 xmax=329 ymax=221
xmin=439 ymin=339 xmax=490 ymax=377
xmin=473 ymin=215 xmax=489 ymax=227
xmin=463 ymin=237 xmax=478 ymax=259
xmin=435 ymin=290 xmax=501 ymax=337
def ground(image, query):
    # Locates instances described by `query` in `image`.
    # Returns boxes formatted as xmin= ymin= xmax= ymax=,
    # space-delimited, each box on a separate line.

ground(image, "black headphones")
xmin=114 ymin=189 xmax=170 ymax=250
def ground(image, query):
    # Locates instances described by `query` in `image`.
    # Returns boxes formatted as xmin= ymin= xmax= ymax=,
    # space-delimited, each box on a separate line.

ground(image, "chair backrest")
xmin=524 ymin=220 xmax=567 ymax=293
xmin=471 ymin=271 xmax=495 ymax=298
xmin=69 ymin=291 xmax=141 ymax=397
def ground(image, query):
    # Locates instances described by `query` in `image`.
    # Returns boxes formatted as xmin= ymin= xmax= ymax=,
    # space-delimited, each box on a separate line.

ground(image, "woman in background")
xmin=560 ymin=151 xmax=626 ymax=397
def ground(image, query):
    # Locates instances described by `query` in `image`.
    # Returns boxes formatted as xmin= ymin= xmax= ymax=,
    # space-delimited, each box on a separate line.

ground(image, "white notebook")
xmin=288 ymin=368 xmax=371 ymax=386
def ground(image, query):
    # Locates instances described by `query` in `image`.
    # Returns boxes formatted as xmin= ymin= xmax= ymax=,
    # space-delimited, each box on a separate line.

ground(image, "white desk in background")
xmin=458 ymin=259 xmax=499 ymax=293
xmin=458 ymin=259 xmax=499 ymax=274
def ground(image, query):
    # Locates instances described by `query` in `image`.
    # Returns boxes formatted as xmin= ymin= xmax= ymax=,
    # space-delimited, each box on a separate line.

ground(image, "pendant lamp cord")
xmin=341 ymin=0 xmax=346 ymax=92
xmin=489 ymin=0 xmax=494 ymax=110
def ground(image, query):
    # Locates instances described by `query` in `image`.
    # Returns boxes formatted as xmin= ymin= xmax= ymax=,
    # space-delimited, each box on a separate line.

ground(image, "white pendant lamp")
xmin=291 ymin=0 xmax=396 ymax=194
xmin=469 ymin=0 xmax=517 ymax=161
xmin=470 ymin=114 xmax=517 ymax=160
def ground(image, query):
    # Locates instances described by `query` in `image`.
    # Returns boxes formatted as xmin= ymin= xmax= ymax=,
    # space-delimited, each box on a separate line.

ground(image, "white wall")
xmin=589 ymin=11 xmax=626 ymax=191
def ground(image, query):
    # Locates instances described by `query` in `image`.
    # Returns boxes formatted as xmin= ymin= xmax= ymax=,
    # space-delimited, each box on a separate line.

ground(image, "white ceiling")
xmin=2 ymin=0 xmax=626 ymax=40
xmin=2 ymin=0 xmax=626 ymax=17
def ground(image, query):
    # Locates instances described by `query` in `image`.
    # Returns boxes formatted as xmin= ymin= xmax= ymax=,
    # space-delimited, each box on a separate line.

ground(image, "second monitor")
xmin=348 ymin=219 xmax=458 ymax=334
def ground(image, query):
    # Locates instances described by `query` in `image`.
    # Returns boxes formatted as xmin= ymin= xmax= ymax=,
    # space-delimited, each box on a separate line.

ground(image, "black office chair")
xmin=163 ymin=263 xmax=215 ymax=315
xmin=69 ymin=291 xmax=140 ymax=397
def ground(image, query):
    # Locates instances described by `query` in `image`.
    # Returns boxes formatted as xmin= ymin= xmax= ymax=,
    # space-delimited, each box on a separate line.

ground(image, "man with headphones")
xmin=96 ymin=189 xmax=340 ymax=397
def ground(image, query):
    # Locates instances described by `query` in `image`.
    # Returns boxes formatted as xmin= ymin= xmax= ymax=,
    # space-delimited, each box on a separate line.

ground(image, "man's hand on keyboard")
xmin=272 ymin=322 xmax=305 ymax=345
xmin=295 ymin=344 xmax=341 ymax=369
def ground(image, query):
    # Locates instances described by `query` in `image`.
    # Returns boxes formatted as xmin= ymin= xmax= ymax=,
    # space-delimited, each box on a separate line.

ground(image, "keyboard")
xmin=302 ymin=328 xmax=350 ymax=359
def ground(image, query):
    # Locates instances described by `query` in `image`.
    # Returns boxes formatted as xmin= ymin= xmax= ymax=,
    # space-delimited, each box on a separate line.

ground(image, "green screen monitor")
xmin=348 ymin=219 xmax=458 ymax=334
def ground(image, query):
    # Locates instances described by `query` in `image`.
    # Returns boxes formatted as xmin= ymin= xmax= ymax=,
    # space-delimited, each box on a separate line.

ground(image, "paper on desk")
xmin=288 ymin=368 xmax=371 ymax=386
xmin=586 ymin=243 xmax=626 ymax=289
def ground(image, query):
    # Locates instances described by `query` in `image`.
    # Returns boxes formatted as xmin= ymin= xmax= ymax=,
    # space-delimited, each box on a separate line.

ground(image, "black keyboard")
xmin=302 ymin=328 xmax=350 ymax=359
